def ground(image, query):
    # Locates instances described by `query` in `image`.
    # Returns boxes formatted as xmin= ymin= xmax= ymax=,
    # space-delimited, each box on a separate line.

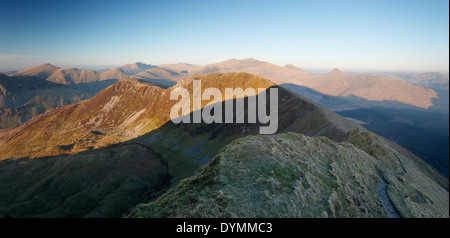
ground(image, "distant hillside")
xmin=191 ymin=60 xmax=438 ymax=109
xmin=117 ymin=62 xmax=157 ymax=74
xmin=189 ymin=58 xmax=313 ymax=85
xmin=13 ymin=64 xmax=133 ymax=93
xmin=338 ymin=107 xmax=450 ymax=177
xmin=46 ymin=68 xmax=98 ymax=85
xmin=364 ymin=72 xmax=449 ymax=91
xmin=121 ymin=59 xmax=439 ymax=109
xmin=12 ymin=63 xmax=60 ymax=80
xmin=0 ymin=73 xmax=89 ymax=128
xmin=158 ymin=63 xmax=197 ymax=72
xmin=1 ymin=73 xmax=57 ymax=101
xmin=133 ymin=67 xmax=186 ymax=86
xmin=14 ymin=60 xmax=442 ymax=109
xmin=46 ymin=68 xmax=131 ymax=92
xmin=0 ymin=71 xmax=18 ymax=76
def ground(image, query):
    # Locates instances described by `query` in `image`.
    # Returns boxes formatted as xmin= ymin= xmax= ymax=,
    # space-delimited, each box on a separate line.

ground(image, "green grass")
xmin=128 ymin=132 xmax=388 ymax=218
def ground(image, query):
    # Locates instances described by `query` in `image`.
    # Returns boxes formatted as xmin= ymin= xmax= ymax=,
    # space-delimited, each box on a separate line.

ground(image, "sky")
xmin=0 ymin=0 xmax=448 ymax=72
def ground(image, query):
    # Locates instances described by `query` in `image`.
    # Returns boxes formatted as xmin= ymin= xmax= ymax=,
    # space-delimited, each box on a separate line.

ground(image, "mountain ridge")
xmin=133 ymin=58 xmax=438 ymax=109
xmin=12 ymin=63 xmax=60 ymax=80
xmin=0 ymin=72 xmax=447 ymax=218
xmin=13 ymin=59 xmax=440 ymax=109
xmin=117 ymin=62 xmax=157 ymax=75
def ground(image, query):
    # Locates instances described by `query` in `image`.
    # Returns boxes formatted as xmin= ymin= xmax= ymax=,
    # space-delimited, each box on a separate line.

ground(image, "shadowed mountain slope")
xmin=338 ymin=107 xmax=450 ymax=177
xmin=364 ymin=72 xmax=449 ymax=91
xmin=158 ymin=63 xmax=197 ymax=72
xmin=14 ymin=64 xmax=133 ymax=93
xmin=1 ymin=73 xmax=61 ymax=101
xmin=117 ymin=62 xmax=157 ymax=75
xmin=0 ymin=73 xmax=88 ymax=128
xmin=133 ymin=67 xmax=185 ymax=86
xmin=0 ymin=71 xmax=18 ymax=76
xmin=46 ymin=68 xmax=131 ymax=92
xmin=0 ymin=143 xmax=170 ymax=218
xmin=46 ymin=68 xmax=98 ymax=85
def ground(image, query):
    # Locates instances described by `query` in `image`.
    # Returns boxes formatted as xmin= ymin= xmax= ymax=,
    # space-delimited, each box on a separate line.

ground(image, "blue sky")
xmin=0 ymin=0 xmax=448 ymax=71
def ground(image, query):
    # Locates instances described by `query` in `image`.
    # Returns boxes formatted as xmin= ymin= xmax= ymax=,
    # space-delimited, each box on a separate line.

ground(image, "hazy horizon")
xmin=1 ymin=59 xmax=449 ymax=75
xmin=1 ymin=0 xmax=449 ymax=72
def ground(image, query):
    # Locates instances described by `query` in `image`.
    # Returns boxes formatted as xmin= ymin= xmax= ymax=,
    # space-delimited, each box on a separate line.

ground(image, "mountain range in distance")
xmin=0 ymin=72 xmax=448 ymax=218
xmin=12 ymin=63 xmax=130 ymax=92
xmin=9 ymin=58 xmax=445 ymax=110
xmin=126 ymin=59 xmax=441 ymax=110
xmin=0 ymin=71 xmax=18 ymax=76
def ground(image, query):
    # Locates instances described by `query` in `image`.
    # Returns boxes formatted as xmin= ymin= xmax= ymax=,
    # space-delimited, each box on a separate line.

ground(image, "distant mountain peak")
xmin=117 ymin=62 xmax=157 ymax=75
xmin=218 ymin=58 xmax=268 ymax=68
xmin=42 ymin=63 xmax=57 ymax=67
xmin=226 ymin=58 xmax=264 ymax=63
xmin=134 ymin=62 xmax=147 ymax=66
xmin=328 ymin=68 xmax=346 ymax=75
xmin=284 ymin=64 xmax=304 ymax=71
xmin=242 ymin=58 xmax=266 ymax=63
xmin=12 ymin=63 xmax=60 ymax=80
xmin=176 ymin=62 xmax=195 ymax=66
xmin=30 ymin=63 xmax=58 ymax=69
